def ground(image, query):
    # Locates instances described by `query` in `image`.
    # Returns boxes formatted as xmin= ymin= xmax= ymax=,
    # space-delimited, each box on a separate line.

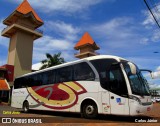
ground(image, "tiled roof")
xmin=75 ymin=32 xmax=94 ymax=48
xmin=74 ymin=32 xmax=99 ymax=50
xmin=0 ymin=79 xmax=10 ymax=90
xmin=16 ymin=0 xmax=43 ymax=23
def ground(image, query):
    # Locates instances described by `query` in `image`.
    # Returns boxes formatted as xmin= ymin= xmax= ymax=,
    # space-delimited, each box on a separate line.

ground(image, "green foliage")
xmin=40 ymin=52 xmax=65 ymax=70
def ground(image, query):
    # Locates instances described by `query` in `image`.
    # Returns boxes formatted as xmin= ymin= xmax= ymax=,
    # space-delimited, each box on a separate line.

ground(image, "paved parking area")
xmin=0 ymin=103 xmax=160 ymax=125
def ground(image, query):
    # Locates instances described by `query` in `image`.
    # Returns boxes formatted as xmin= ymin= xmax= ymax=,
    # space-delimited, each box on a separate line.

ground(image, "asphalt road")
xmin=0 ymin=104 xmax=159 ymax=125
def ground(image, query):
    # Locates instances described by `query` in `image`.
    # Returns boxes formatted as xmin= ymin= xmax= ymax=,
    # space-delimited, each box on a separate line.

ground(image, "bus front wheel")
xmin=82 ymin=102 xmax=98 ymax=119
xmin=23 ymin=101 xmax=29 ymax=113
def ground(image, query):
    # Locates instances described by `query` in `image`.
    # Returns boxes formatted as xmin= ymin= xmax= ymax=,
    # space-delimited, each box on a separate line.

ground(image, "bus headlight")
xmin=129 ymin=95 xmax=142 ymax=105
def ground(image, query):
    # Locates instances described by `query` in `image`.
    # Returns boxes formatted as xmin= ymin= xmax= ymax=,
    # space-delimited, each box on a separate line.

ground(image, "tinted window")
xmin=73 ymin=62 xmax=95 ymax=81
xmin=46 ymin=70 xmax=55 ymax=84
xmin=56 ymin=66 xmax=72 ymax=83
xmin=91 ymin=59 xmax=117 ymax=87
xmin=109 ymin=65 xmax=128 ymax=95
xmin=14 ymin=62 xmax=95 ymax=89
xmin=14 ymin=78 xmax=21 ymax=89
xmin=35 ymin=73 xmax=43 ymax=85
xmin=14 ymin=70 xmax=56 ymax=89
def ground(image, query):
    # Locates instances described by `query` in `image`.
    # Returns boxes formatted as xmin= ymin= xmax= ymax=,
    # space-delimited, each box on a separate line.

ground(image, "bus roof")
xmin=16 ymin=55 xmax=128 ymax=78
xmin=83 ymin=55 xmax=127 ymax=61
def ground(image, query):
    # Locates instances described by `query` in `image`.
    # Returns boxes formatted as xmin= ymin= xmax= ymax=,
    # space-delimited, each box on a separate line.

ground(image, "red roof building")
xmin=74 ymin=32 xmax=100 ymax=59
xmin=3 ymin=0 xmax=43 ymax=29
xmin=16 ymin=0 xmax=43 ymax=23
xmin=1 ymin=0 xmax=43 ymax=79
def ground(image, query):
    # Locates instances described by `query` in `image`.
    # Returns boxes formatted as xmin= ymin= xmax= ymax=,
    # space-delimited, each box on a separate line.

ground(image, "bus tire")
xmin=82 ymin=101 xmax=98 ymax=119
xmin=23 ymin=101 xmax=29 ymax=113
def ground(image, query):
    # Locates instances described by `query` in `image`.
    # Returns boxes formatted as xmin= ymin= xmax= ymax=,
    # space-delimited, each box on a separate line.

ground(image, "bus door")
xmin=108 ymin=64 xmax=129 ymax=115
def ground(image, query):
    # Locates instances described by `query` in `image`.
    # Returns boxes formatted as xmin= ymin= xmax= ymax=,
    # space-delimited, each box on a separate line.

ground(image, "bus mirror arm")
xmin=140 ymin=69 xmax=154 ymax=79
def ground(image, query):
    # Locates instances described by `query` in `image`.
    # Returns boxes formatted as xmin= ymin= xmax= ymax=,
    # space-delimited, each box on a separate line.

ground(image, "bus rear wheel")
xmin=23 ymin=101 xmax=29 ymax=113
xmin=82 ymin=102 xmax=98 ymax=119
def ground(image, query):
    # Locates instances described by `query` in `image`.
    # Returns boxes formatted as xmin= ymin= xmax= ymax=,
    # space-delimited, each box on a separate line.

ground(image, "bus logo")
xmin=27 ymin=81 xmax=87 ymax=109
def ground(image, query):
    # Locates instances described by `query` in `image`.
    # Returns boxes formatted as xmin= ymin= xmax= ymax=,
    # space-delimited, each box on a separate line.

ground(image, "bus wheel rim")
xmin=86 ymin=105 xmax=94 ymax=115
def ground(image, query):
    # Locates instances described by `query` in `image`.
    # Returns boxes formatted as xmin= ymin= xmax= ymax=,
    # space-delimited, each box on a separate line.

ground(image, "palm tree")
xmin=40 ymin=52 xmax=65 ymax=70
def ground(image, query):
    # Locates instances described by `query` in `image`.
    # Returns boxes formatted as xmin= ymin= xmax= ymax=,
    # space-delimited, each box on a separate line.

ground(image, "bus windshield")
xmin=122 ymin=61 xmax=150 ymax=96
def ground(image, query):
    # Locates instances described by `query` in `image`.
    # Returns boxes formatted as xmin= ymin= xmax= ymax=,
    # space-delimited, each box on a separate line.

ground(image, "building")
xmin=74 ymin=32 xmax=100 ymax=59
xmin=0 ymin=66 xmax=10 ymax=102
xmin=0 ymin=0 xmax=43 ymax=102
xmin=1 ymin=0 xmax=43 ymax=79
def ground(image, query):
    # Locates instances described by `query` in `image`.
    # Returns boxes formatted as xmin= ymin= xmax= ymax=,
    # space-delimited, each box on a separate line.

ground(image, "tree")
xmin=40 ymin=52 xmax=65 ymax=70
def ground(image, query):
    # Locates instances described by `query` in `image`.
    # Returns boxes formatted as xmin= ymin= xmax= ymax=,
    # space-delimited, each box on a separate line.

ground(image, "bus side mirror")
xmin=128 ymin=62 xmax=136 ymax=75
xmin=140 ymin=69 xmax=154 ymax=79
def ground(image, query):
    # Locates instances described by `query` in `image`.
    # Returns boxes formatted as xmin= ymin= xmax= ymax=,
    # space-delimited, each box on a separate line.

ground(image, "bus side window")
xmin=32 ymin=74 xmax=41 ymax=86
xmin=42 ymin=72 xmax=48 ymax=85
xmin=22 ymin=77 xmax=27 ymax=88
xmin=27 ymin=76 xmax=33 ymax=87
xmin=36 ymin=74 xmax=43 ymax=85
xmin=47 ymin=70 xmax=55 ymax=84
xmin=56 ymin=66 xmax=72 ymax=83
xmin=14 ymin=79 xmax=20 ymax=89
xmin=108 ymin=65 xmax=128 ymax=95
xmin=16 ymin=77 xmax=28 ymax=88
xmin=90 ymin=59 xmax=117 ymax=89
xmin=73 ymin=62 xmax=95 ymax=81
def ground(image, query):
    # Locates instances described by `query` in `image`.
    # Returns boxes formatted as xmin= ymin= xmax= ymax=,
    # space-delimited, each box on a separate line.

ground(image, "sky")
xmin=0 ymin=0 xmax=160 ymax=89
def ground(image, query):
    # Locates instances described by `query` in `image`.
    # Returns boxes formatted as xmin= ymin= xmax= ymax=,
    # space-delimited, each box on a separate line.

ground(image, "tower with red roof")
xmin=74 ymin=32 xmax=100 ymax=59
xmin=1 ymin=0 xmax=43 ymax=79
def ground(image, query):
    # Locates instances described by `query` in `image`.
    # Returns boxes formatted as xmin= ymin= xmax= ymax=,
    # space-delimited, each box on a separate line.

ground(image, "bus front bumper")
xmin=129 ymin=101 xmax=153 ymax=115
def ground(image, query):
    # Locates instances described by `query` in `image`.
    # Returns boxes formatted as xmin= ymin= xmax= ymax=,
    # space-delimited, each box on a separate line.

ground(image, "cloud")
xmin=32 ymin=62 xmax=42 ymax=70
xmin=141 ymin=10 xmax=160 ymax=45
xmin=32 ymin=21 xmax=80 ymax=63
xmin=142 ymin=0 xmax=160 ymax=28
xmin=151 ymin=30 xmax=160 ymax=42
xmin=44 ymin=21 xmax=81 ymax=41
xmin=91 ymin=17 xmax=134 ymax=39
xmin=152 ymin=66 xmax=160 ymax=79
xmin=11 ymin=0 xmax=107 ymax=14
xmin=142 ymin=10 xmax=155 ymax=28
xmin=88 ymin=16 xmax=147 ymax=53
xmin=35 ymin=36 xmax=72 ymax=50
xmin=149 ymin=82 xmax=160 ymax=89
xmin=156 ymin=66 xmax=160 ymax=71
xmin=145 ymin=66 xmax=160 ymax=90
xmin=33 ymin=35 xmax=73 ymax=62
xmin=153 ymin=71 xmax=160 ymax=79
xmin=140 ymin=38 xmax=149 ymax=45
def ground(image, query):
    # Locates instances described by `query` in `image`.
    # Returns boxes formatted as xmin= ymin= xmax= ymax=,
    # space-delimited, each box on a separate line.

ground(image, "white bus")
xmin=11 ymin=55 xmax=153 ymax=118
